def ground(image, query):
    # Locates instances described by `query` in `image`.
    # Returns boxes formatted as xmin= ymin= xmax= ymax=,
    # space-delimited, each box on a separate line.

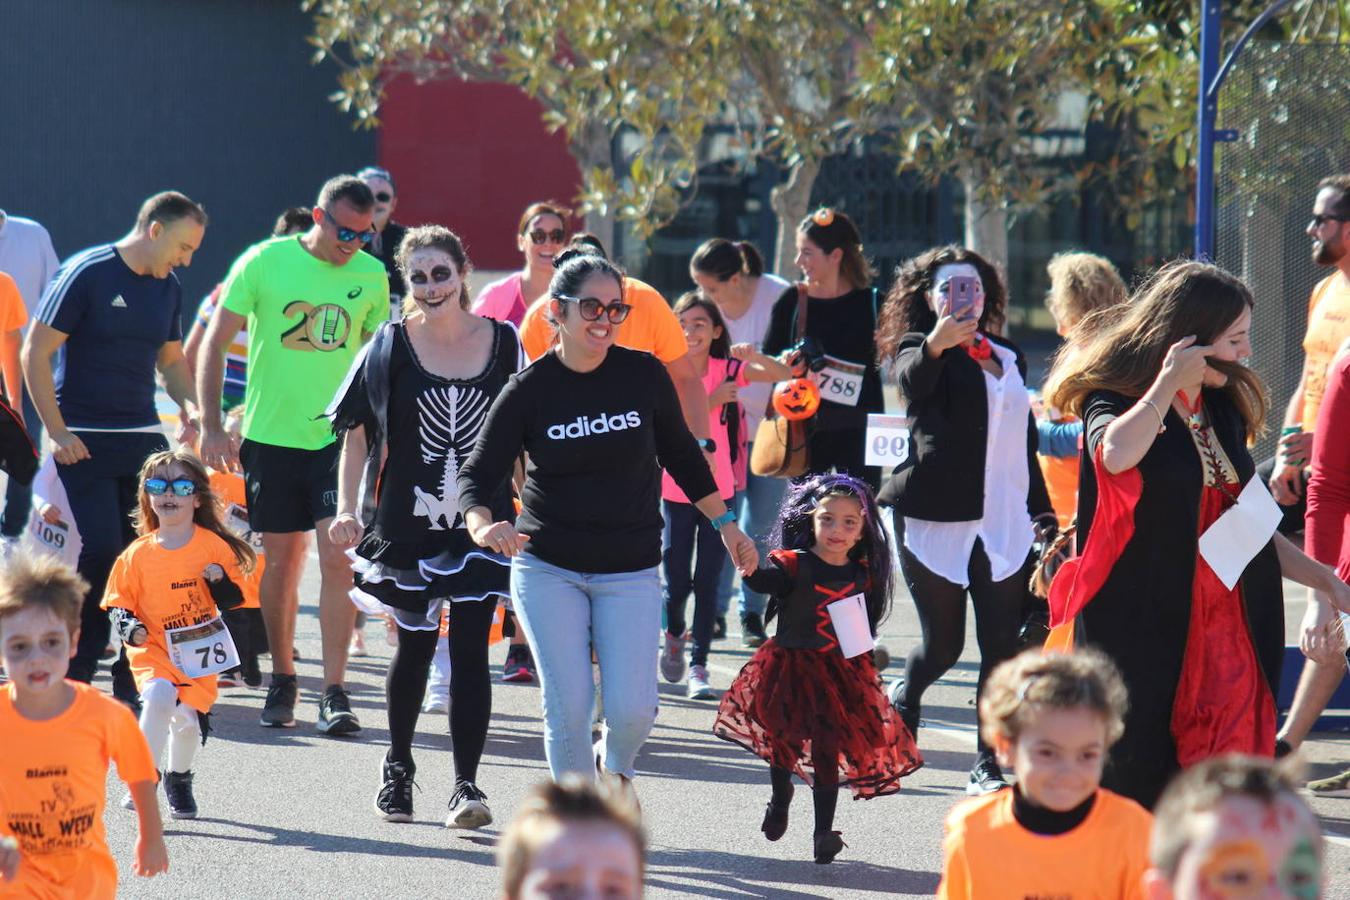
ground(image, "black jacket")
xmin=878 ymin=331 xmax=1052 ymax=522
xmin=367 ymin=220 xmax=408 ymax=303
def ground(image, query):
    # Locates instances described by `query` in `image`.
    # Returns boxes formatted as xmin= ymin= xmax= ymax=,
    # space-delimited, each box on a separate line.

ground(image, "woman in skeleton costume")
xmin=328 ymin=225 xmax=523 ymax=828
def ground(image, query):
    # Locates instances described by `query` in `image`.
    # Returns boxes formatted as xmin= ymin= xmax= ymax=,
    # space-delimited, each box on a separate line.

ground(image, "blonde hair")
xmin=979 ymin=649 xmax=1129 ymax=749
xmin=134 ymin=449 xmax=256 ymax=573
xmin=1045 ymin=252 xmax=1127 ymax=333
xmin=1044 ymin=260 xmax=1267 ymax=441
xmin=0 ymin=550 xmax=89 ymax=638
xmin=499 ymin=776 xmax=645 ymax=899
xmin=1150 ymin=755 xmax=1319 ymax=879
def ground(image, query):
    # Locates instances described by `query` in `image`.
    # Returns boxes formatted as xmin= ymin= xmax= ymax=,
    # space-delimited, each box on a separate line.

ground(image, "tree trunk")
xmin=769 ymin=158 xmax=820 ymax=278
xmin=571 ymin=120 xmax=617 ymax=255
xmin=963 ymin=180 xmax=1009 ymax=276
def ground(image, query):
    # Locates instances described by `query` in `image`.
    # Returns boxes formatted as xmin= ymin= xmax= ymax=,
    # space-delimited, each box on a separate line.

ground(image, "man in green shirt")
xmin=198 ymin=175 xmax=388 ymax=734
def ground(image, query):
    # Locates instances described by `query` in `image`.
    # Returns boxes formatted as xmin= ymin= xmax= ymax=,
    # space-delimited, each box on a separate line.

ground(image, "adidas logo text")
xmin=546 ymin=411 xmax=642 ymax=440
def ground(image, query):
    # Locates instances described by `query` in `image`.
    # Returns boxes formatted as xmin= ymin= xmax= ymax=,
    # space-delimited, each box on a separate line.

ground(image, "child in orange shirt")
xmin=101 ymin=450 xmax=256 ymax=820
xmin=1144 ymin=755 xmax=1325 ymax=900
xmin=0 ymin=551 xmax=167 ymax=899
xmin=938 ymin=648 xmax=1153 ymax=899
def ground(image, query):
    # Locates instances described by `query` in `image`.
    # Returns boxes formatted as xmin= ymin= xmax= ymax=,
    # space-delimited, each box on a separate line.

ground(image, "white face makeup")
xmin=929 ymin=263 xmax=986 ymax=321
xmin=405 ymin=247 xmax=463 ymax=313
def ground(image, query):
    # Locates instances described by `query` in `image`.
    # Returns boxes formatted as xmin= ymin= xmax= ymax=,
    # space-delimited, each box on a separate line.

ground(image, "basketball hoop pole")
xmin=1194 ymin=0 xmax=1294 ymax=259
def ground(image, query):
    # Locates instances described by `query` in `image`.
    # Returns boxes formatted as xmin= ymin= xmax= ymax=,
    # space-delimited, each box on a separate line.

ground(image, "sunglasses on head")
xmin=555 ymin=294 xmax=632 ymax=324
xmin=409 ymin=266 xmax=457 ymax=286
xmin=528 ymin=228 xmax=567 ymax=245
xmin=145 ymin=478 xmax=197 ymax=497
xmin=321 ymin=208 xmax=377 ymax=244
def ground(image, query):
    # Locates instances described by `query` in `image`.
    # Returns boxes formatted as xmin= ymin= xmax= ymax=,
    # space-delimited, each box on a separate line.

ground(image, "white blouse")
xmin=903 ymin=341 xmax=1036 ymax=587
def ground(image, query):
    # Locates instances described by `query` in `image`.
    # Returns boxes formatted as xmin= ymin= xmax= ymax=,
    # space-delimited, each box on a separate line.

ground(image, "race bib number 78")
xmin=166 ymin=616 xmax=240 ymax=678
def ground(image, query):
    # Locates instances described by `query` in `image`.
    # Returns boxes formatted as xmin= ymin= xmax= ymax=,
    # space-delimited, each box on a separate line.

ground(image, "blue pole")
xmin=1194 ymin=0 xmax=1222 ymax=260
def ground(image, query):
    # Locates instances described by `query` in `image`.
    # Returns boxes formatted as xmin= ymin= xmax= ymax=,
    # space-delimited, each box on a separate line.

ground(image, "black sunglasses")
xmin=322 ymin=208 xmax=377 ymax=244
xmin=145 ymin=477 xmax=197 ymax=497
xmin=1310 ymin=214 xmax=1346 ymax=228
xmin=409 ymin=266 xmax=457 ymax=285
xmin=528 ymin=228 xmax=567 ymax=245
xmin=555 ymin=294 xmax=632 ymax=324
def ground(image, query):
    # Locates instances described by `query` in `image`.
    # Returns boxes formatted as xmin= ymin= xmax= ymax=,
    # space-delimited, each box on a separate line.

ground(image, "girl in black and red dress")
xmin=713 ymin=474 xmax=921 ymax=864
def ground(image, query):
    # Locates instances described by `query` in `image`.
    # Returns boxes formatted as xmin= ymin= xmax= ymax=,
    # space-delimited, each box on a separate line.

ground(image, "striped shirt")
xmin=36 ymin=244 xmax=182 ymax=429
xmin=195 ymin=284 xmax=248 ymax=408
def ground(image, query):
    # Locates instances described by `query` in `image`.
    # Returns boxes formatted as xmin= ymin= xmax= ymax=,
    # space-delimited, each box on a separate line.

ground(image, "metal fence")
xmin=1214 ymin=40 xmax=1350 ymax=461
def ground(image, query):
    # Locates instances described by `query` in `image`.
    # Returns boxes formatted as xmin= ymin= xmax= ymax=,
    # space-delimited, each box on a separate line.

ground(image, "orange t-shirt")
xmin=207 ymin=469 xmax=264 ymax=610
xmin=1302 ymin=272 xmax=1350 ymax=430
xmin=0 ymin=273 xmax=29 ymax=334
xmin=518 ymin=277 xmax=687 ymax=363
xmin=0 ymin=682 xmax=156 ymax=900
xmin=937 ymin=788 xmax=1152 ymax=900
xmin=100 ymin=527 xmax=248 ymax=713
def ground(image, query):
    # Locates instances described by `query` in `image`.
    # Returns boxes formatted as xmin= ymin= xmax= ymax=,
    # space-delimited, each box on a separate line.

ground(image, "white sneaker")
xmin=688 ymin=665 xmax=715 ymax=700
xmin=422 ymin=693 xmax=448 ymax=714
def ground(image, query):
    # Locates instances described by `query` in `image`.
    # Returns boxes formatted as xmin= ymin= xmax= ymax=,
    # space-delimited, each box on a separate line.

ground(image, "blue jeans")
xmin=510 ymin=551 xmax=661 ymax=780
xmin=716 ymin=458 xmax=787 ymax=618
xmin=661 ymin=500 xmax=724 ymax=668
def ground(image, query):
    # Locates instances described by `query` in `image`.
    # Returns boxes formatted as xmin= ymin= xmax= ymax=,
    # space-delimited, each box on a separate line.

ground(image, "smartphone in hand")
xmin=947 ymin=275 xmax=979 ymax=321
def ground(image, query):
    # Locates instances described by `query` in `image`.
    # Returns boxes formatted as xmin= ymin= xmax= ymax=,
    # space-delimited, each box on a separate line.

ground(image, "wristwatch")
xmin=698 ymin=438 xmax=717 ymax=453
xmin=710 ymin=509 xmax=737 ymax=530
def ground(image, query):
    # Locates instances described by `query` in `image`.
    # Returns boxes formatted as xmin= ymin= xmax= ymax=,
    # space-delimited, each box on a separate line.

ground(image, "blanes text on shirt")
xmin=546 ymin=411 xmax=643 ymax=440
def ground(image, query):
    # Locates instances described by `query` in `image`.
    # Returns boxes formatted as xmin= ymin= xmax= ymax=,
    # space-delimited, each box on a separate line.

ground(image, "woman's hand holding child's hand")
xmin=471 ymin=521 xmax=530 ymax=557
xmin=201 ymin=564 xmax=224 ymax=583
xmin=719 ymin=524 xmax=758 ymax=576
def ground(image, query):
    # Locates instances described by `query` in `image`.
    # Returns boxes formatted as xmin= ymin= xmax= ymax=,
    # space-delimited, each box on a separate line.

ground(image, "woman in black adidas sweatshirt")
xmin=458 ymin=250 xmax=757 ymax=785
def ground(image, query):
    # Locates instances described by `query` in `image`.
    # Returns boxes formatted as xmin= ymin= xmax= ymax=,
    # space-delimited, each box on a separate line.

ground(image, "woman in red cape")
xmin=1043 ymin=261 xmax=1350 ymax=809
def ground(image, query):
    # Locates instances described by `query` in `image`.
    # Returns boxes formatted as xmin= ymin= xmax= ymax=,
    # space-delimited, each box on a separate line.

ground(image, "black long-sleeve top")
xmin=878 ymin=331 xmax=1052 ymax=522
xmin=457 ymin=346 xmax=718 ymax=574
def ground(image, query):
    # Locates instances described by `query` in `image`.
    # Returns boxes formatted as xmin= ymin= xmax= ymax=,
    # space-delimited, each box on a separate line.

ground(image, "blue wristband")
xmin=709 ymin=510 xmax=737 ymax=530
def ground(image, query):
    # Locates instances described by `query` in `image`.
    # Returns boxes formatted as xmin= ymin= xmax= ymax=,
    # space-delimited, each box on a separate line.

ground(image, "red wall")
xmin=377 ymin=77 xmax=584 ymax=270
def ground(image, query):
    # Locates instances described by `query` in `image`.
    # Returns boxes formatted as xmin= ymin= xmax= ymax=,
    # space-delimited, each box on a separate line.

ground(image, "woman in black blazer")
xmin=874 ymin=246 xmax=1054 ymax=796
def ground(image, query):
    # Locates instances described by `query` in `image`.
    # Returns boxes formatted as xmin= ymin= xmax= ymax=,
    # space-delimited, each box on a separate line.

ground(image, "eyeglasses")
xmin=374 ymin=192 xmax=393 ymax=203
xmin=322 ymin=208 xmax=377 ymax=244
xmin=145 ymin=478 xmax=197 ymax=497
xmin=409 ymin=266 xmax=457 ymax=285
xmin=528 ymin=228 xmax=567 ymax=245
xmin=555 ymin=294 xmax=632 ymax=324
xmin=1310 ymin=214 xmax=1346 ymax=228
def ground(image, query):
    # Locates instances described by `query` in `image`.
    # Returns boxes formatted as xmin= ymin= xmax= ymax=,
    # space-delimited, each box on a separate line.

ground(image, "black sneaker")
xmin=712 ymin=615 xmax=727 ymax=640
xmin=260 ymin=674 xmax=297 ymax=727
xmin=445 ymin=780 xmax=493 ymax=829
xmin=741 ymin=613 xmax=768 ymax=648
xmin=163 ymin=771 xmax=198 ymax=820
xmin=374 ymin=756 xmax=416 ymax=822
xmin=317 ymin=684 xmax=361 ymax=736
xmin=242 ymin=654 xmax=262 ymax=688
xmin=886 ymin=676 xmax=920 ymax=737
xmin=967 ymin=754 xmax=1010 ymax=796
xmin=813 ymin=830 xmax=846 ymax=864
xmin=761 ymin=785 xmax=792 ymax=842
xmin=502 ymin=645 xmax=535 ymax=683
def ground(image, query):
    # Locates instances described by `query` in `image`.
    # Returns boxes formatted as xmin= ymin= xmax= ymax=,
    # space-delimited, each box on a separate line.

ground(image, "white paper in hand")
xmin=826 ymin=593 xmax=874 ymax=659
xmin=1197 ymin=477 xmax=1283 ymax=590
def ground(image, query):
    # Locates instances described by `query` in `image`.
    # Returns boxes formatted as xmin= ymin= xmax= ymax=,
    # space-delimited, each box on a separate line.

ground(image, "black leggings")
xmin=386 ymin=597 xmax=496 ymax=783
xmin=895 ymin=516 xmax=1028 ymax=755
xmin=769 ymin=733 xmax=841 ymax=833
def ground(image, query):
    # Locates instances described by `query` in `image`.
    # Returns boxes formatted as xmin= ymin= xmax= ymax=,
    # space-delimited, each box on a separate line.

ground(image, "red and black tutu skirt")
xmin=713 ymin=639 xmax=922 ymax=799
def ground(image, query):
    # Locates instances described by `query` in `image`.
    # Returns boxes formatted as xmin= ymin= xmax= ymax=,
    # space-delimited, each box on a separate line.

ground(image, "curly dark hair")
xmin=874 ymin=245 xmax=1008 ymax=365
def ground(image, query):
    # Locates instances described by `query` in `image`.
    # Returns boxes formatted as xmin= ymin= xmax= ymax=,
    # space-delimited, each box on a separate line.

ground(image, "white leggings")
xmin=139 ymin=678 xmax=201 ymax=774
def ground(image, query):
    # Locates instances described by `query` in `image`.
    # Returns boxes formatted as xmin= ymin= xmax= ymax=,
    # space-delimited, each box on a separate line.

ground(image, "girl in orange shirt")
xmin=102 ymin=450 xmax=255 ymax=820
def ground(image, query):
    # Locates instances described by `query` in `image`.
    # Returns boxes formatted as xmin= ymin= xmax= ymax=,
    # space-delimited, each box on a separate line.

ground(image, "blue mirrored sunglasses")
xmin=145 ymin=478 xmax=197 ymax=497
xmin=321 ymin=208 xmax=376 ymax=244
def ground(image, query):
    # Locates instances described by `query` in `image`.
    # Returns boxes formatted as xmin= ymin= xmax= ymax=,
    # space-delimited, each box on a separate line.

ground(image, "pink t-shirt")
xmin=662 ymin=357 xmax=748 ymax=503
xmin=472 ymin=273 xmax=528 ymax=326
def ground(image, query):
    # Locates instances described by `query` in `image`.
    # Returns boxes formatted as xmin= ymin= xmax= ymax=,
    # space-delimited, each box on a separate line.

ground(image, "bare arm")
xmin=21 ymin=322 xmax=88 ymax=463
xmin=157 ymin=341 xmax=199 ymax=445
xmin=730 ymin=343 xmax=792 ymax=382
xmin=665 ymin=353 xmax=711 ymax=441
xmin=196 ymin=307 xmax=246 ymax=471
xmin=128 ymin=779 xmax=168 ymax=877
xmin=1270 ymin=365 xmax=1313 ymax=503
xmin=182 ymin=317 xmax=208 ymax=379
xmin=1101 ymin=336 xmax=1212 ymax=474
xmin=0 ymin=329 xmax=22 ymax=419
xmin=327 ymin=426 xmax=367 ymax=548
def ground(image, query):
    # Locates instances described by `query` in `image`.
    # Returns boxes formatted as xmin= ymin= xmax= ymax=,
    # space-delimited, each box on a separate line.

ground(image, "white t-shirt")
xmin=722 ymin=273 xmax=790 ymax=434
xmin=25 ymin=456 xmax=82 ymax=568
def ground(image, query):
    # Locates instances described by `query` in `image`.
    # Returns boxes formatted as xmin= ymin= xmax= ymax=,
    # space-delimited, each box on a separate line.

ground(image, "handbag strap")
xmin=793 ymin=283 xmax=809 ymax=342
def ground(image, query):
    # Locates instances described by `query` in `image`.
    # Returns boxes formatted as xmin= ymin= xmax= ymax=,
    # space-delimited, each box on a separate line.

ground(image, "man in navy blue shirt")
xmin=21 ymin=191 xmax=206 ymax=703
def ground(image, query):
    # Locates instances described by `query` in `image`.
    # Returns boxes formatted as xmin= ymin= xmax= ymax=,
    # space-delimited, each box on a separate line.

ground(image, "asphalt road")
xmin=85 ymin=545 xmax=1349 ymax=900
